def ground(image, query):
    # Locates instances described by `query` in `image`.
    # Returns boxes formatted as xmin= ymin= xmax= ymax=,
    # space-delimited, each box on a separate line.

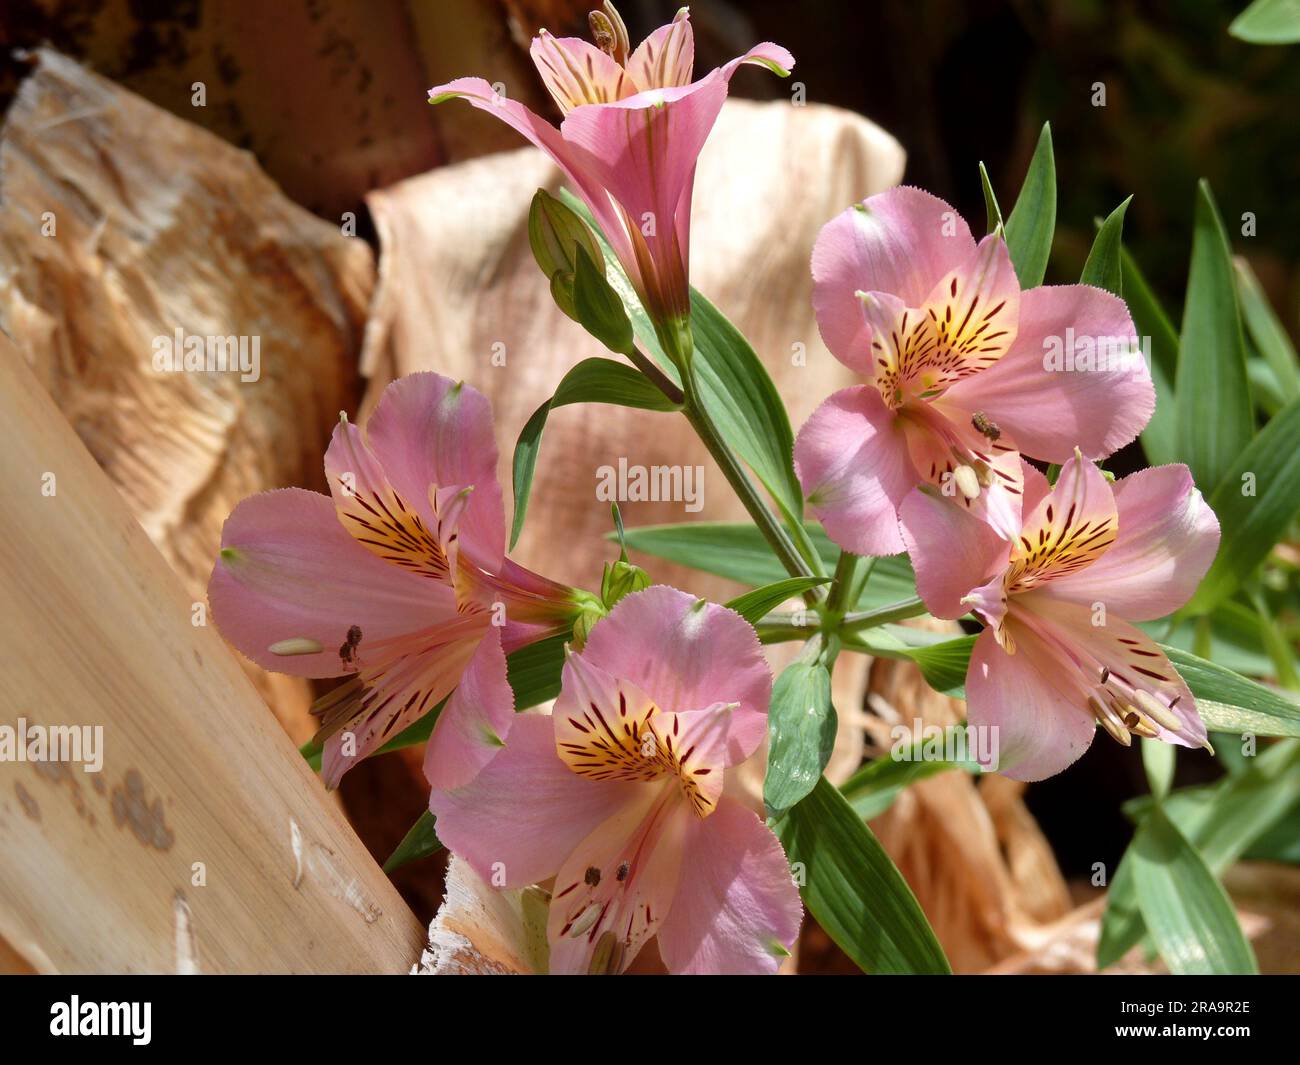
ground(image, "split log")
xmin=0 ymin=334 xmax=423 ymax=973
xmin=0 ymin=48 xmax=373 ymax=743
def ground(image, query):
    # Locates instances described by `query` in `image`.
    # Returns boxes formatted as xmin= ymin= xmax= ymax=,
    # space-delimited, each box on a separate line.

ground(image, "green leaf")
xmin=1147 ymin=598 xmax=1277 ymax=678
xmin=617 ymin=521 xmax=917 ymax=610
xmin=1164 ymin=645 xmax=1300 ymax=737
xmin=560 ymin=189 xmax=804 ymax=520
xmin=1097 ymin=853 xmax=1144 ymax=968
xmin=1079 ymin=196 xmax=1132 ymax=297
xmin=1236 ymin=257 xmax=1300 ymax=402
xmin=504 ymin=632 xmax=570 ymax=709
xmin=1186 ymin=396 xmax=1300 ymax=613
xmin=902 ymin=635 xmax=976 ymax=697
xmin=1141 ymin=738 xmax=1176 ymax=800
xmin=510 ymin=356 xmax=679 ymax=548
xmin=1099 ymin=739 xmax=1300 ymax=966
xmin=725 ymin=577 xmax=830 ymax=625
xmin=765 ymin=661 xmax=836 ymax=816
xmin=775 ymin=777 xmax=951 ymax=974
xmin=1130 ymin=807 xmax=1258 ymax=974
xmin=1121 ymin=246 xmax=1180 ymax=466
xmin=1004 ymin=122 xmax=1056 ymax=288
xmin=1229 ymin=0 xmax=1300 ymax=43
xmin=1248 ymin=358 xmax=1287 ymax=416
xmin=978 ymin=161 xmax=1004 ymax=234
xmin=840 ymin=740 xmax=979 ymax=820
xmin=383 ymin=810 xmax=443 ymax=873
xmin=573 ymin=245 xmax=634 ymax=356
xmin=1176 ymin=180 xmax=1254 ymax=494
xmin=688 ymin=288 xmax=805 ymax=519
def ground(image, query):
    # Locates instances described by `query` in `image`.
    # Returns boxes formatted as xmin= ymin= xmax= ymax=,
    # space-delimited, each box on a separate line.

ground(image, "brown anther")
xmin=1122 ymin=709 xmax=1159 ymax=738
xmin=339 ymin=624 xmax=362 ymax=667
xmin=1089 ymin=695 xmax=1131 ymax=746
xmin=588 ymin=3 xmax=629 ymax=65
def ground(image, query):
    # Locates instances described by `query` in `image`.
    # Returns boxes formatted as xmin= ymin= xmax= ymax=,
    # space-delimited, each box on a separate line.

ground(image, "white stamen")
xmin=953 ymin=464 xmax=981 ymax=500
xmin=269 ymin=637 xmax=324 ymax=656
xmin=1135 ymin=689 xmax=1183 ymax=732
xmin=568 ymin=903 xmax=602 ymax=938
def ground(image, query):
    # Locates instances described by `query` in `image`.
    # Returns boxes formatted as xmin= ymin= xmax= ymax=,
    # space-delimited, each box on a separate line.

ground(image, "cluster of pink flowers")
xmin=800 ymin=187 xmax=1219 ymax=779
xmin=208 ymin=3 xmax=1221 ymax=974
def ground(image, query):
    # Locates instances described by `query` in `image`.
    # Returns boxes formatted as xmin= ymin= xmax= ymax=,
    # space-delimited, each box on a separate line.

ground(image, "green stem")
xmin=678 ymin=364 xmax=818 ymax=594
xmin=756 ymin=618 xmax=818 ymax=644
xmin=845 ymin=556 xmax=876 ymax=612
xmin=839 ymin=630 xmax=914 ymax=660
xmin=625 ymin=345 xmax=685 ymax=406
xmin=1249 ymin=588 xmax=1299 ymax=691
xmin=841 ymin=596 xmax=928 ymax=631
xmin=823 ymin=550 xmax=860 ymax=624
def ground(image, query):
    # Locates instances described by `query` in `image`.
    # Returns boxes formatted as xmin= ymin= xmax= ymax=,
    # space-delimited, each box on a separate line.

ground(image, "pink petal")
xmin=965 ymin=623 xmax=1097 ymax=781
xmin=363 ymin=373 xmax=506 ymax=572
xmin=657 ymin=796 xmax=803 ymax=974
xmin=1019 ymin=458 xmax=1052 ymax=514
xmin=208 ymin=487 xmax=447 ymax=678
xmin=530 ymin=32 xmax=635 ymax=113
xmin=319 ymin=612 xmax=488 ymax=788
xmin=1006 ymin=452 xmax=1118 ymax=593
xmin=555 ymin=650 xmax=736 ymax=816
xmin=899 ymin=486 xmax=1012 ymax=620
xmin=546 ymin=787 xmax=685 ymax=974
xmin=428 ymin=713 xmax=643 ymax=889
xmin=811 ymin=187 xmax=975 ymax=370
xmin=911 ymin=234 xmax=1021 ymax=389
xmin=903 ymin=398 xmax=1025 ymax=540
xmin=1024 ymin=595 xmax=1208 ymax=750
xmin=554 ymin=651 xmax=665 ymax=779
xmin=794 ymin=386 xmax=915 ymax=555
xmin=944 ymin=284 xmax=1154 ymax=463
xmin=579 ymin=586 xmax=772 ymax=765
xmin=468 ymin=557 xmax=577 ymax=653
xmin=1041 ymin=464 xmax=1220 ymax=621
xmin=719 ymin=42 xmax=796 ymax=80
xmin=325 ymin=374 xmax=505 ymax=575
xmin=625 ymin=8 xmax=695 ymax=91
xmin=427 ymin=77 xmax=628 ymax=262
xmin=560 ymin=73 xmax=729 ymax=320
xmin=423 ymin=626 xmax=515 ymax=791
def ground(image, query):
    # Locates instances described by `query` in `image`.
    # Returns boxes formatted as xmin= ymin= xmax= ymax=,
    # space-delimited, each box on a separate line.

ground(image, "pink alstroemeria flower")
xmin=208 ymin=373 xmax=578 ymax=790
xmin=430 ymin=586 xmax=803 ymax=974
xmin=796 ymin=186 xmax=1155 ymax=555
xmin=427 ymin=3 xmax=793 ymax=353
xmin=900 ymin=453 xmax=1220 ymax=781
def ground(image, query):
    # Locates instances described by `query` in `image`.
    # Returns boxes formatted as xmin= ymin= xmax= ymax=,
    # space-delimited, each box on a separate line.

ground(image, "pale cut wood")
xmin=0 ymin=48 xmax=373 ymax=743
xmin=0 ymin=336 xmax=423 ymax=973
